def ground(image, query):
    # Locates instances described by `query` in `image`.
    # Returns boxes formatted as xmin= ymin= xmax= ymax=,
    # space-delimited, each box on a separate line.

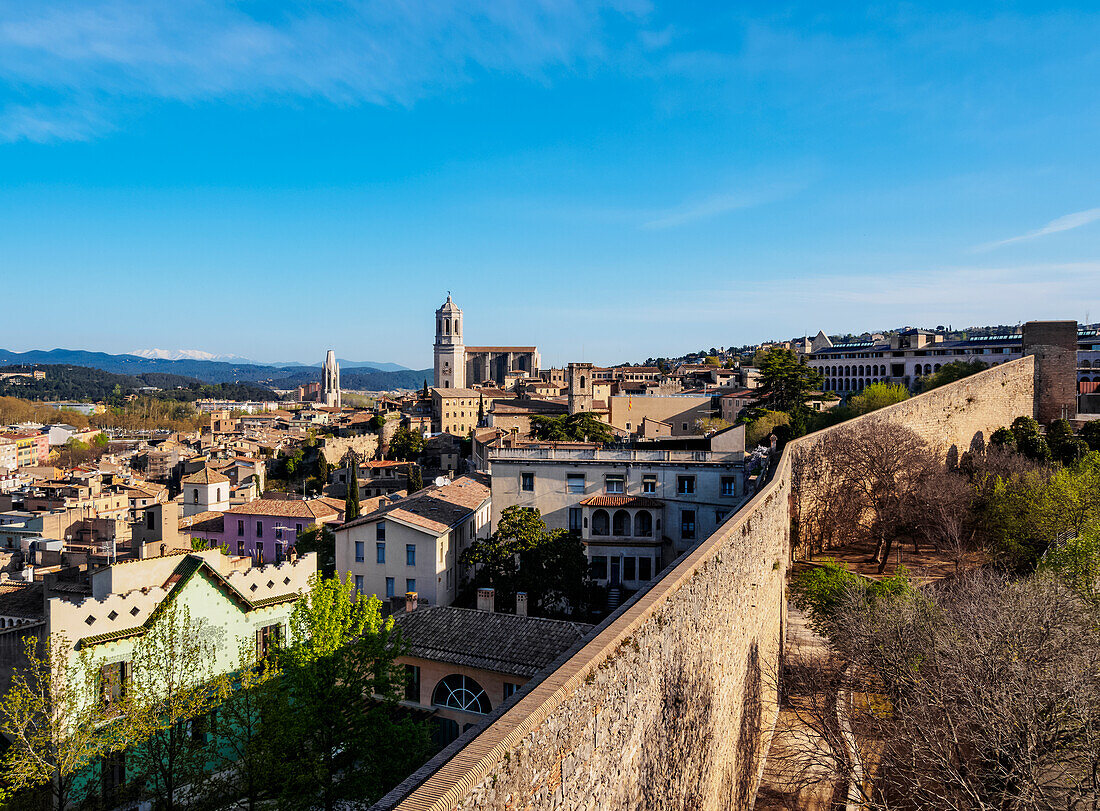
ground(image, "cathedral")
xmin=433 ymin=295 xmax=540 ymax=388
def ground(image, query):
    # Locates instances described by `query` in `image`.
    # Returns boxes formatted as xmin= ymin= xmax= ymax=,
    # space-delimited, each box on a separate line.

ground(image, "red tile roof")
xmin=223 ymin=498 xmax=338 ymax=520
xmin=578 ymin=495 xmax=664 ymax=508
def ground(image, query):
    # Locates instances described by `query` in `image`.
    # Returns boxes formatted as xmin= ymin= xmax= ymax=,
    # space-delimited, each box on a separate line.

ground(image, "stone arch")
xmin=592 ymin=510 xmax=609 ymax=536
xmin=613 ymin=510 xmax=631 ymax=536
xmin=634 ymin=510 xmax=653 ymax=537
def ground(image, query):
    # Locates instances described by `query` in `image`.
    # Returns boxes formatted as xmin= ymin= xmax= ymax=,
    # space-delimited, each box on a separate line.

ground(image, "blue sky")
xmin=2 ymin=1 xmax=1099 ymax=369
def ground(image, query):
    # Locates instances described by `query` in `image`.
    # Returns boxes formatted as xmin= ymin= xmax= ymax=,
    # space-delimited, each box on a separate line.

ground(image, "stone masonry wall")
xmin=380 ymin=356 xmax=1040 ymax=811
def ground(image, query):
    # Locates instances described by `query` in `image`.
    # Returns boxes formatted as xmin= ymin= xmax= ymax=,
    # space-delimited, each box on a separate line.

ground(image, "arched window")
xmin=432 ymin=675 xmax=491 ymax=714
xmin=592 ymin=510 xmax=609 ymax=536
xmin=612 ymin=510 xmax=630 ymax=536
xmin=579 ymin=375 xmax=586 ymax=389
xmin=1082 ymin=360 xmax=1092 ymax=368
xmin=193 ymin=488 xmax=199 ymax=504
xmin=858 ymin=365 xmax=864 ymax=376
xmin=934 ymin=364 xmax=941 ymax=372
xmin=454 ymin=318 xmax=460 ymax=335
xmin=634 ymin=511 xmax=652 ymax=537
xmin=924 ymin=364 xmax=932 ymax=375
xmin=444 ymin=319 xmax=450 ymax=334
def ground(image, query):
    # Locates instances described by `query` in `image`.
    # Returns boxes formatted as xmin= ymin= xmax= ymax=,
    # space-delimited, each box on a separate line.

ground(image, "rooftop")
xmin=223 ymin=498 xmax=339 ymax=520
xmin=393 ymin=605 xmax=593 ymax=678
xmin=181 ymin=467 xmax=230 ymax=485
xmin=340 ymin=474 xmax=490 ymax=535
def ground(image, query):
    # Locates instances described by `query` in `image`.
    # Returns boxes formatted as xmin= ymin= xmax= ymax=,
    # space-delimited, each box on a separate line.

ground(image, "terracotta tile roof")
xmin=339 ymin=474 xmax=489 ymax=535
xmin=394 ymin=606 xmax=593 ymax=678
xmin=181 ymin=467 xmax=230 ymax=485
xmin=0 ymin=582 xmax=45 ymax=619
xmin=223 ymin=498 xmax=339 ymax=520
xmin=578 ymin=495 xmax=664 ymax=508
xmin=180 ymin=510 xmax=225 ymax=534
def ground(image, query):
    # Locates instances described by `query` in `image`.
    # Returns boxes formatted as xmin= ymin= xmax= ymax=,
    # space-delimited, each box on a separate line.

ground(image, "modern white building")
xmin=334 ymin=474 xmax=491 ymax=608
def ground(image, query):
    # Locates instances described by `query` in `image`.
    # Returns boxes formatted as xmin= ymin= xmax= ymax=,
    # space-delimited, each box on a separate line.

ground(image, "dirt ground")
xmin=809 ymin=536 xmax=987 ymax=583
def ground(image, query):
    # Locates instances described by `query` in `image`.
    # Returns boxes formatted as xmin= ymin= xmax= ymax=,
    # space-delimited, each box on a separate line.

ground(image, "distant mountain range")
xmin=0 ymin=349 xmax=429 ymax=392
xmin=130 ymin=348 xmax=411 ymax=372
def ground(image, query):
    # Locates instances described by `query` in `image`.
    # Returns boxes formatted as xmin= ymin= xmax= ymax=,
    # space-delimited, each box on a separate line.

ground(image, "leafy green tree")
xmin=744 ymin=410 xmax=790 ymax=448
xmin=1011 ymin=415 xmax=1051 ymax=463
xmin=461 ymin=507 xmax=590 ymax=616
xmin=0 ymin=635 xmax=107 ymax=811
xmin=270 ymin=574 xmax=430 ymax=810
xmin=1042 ymin=526 xmax=1100 ymax=609
xmin=790 ymin=559 xmax=913 ymax=637
xmin=121 ymin=602 xmax=221 ymax=811
xmin=756 ymin=348 xmax=823 ymax=414
xmin=1083 ymin=420 xmax=1100 ymax=452
xmin=478 ymin=394 xmax=485 ymax=424
xmin=296 ymin=523 xmax=337 ymax=577
xmin=201 ymin=647 xmax=282 ymax=811
xmin=529 ymin=412 xmax=614 ymax=444
xmin=406 ymin=464 xmax=424 ymax=494
xmin=421 ymin=380 xmax=429 ymax=399
xmin=918 ymin=359 xmax=988 ymax=391
xmin=990 ymin=426 xmax=1016 ymax=449
xmin=844 ymin=382 xmax=910 ymax=416
xmin=368 ymin=413 xmax=387 ymax=431
xmin=388 ymin=427 xmax=425 ymax=461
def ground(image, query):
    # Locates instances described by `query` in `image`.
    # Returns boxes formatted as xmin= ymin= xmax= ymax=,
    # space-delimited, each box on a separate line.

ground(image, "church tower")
xmin=322 ymin=349 xmax=341 ymax=407
xmin=434 ymin=295 xmax=466 ymax=389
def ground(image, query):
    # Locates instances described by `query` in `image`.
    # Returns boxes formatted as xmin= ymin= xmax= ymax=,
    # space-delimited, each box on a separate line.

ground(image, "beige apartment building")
xmin=431 ymin=388 xmax=507 ymax=436
xmin=487 ymin=426 xmax=747 ymax=591
xmin=334 ymin=474 xmax=491 ymax=608
xmin=607 ymin=394 xmax=716 ymax=436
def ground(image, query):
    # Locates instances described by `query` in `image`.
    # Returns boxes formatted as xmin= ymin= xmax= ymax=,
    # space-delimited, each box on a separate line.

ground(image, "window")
xmin=633 ymin=510 xmax=652 ymax=537
xmin=405 ymin=665 xmax=421 ymax=702
xmin=191 ymin=710 xmax=214 ymax=744
xmin=406 ymin=544 xmax=416 ymax=566
xmin=193 ymin=488 xmax=199 ymax=504
xmin=101 ymin=751 xmax=126 ymax=799
xmin=566 ymin=473 xmax=585 ymax=494
xmin=605 ymin=475 xmax=624 ymax=494
xmin=521 ymin=472 xmax=534 ymax=491
xmin=591 ymin=555 xmax=608 ymax=580
xmin=98 ymin=661 xmax=129 ymax=715
xmin=612 ymin=510 xmax=630 ymax=536
xmin=677 ymin=476 xmax=696 ymax=495
xmin=355 ymin=575 xmax=364 ymax=594
xmin=568 ymin=507 xmax=582 ymax=532
xmin=624 ymin=557 xmax=636 ymax=581
xmin=721 ymin=476 xmax=737 ymax=497
xmin=640 ymin=557 xmax=652 ymax=581
xmin=255 ymin=521 xmax=263 ymax=539
xmin=256 ymin=623 xmax=283 ymax=660
xmin=681 ymin=509 xmax=696 ymax=540
xmin=296 ymin=523 xmax=303 ymax=534
xmin=376 ymin=542 xmax=385 ymax=563
xmin=642 ymin=475 xmax=656 ymax=494
xmin=354 ymin=541 xmax=364 ymax=562
xmin=275 ymin=526 xmax=283 ymax=541
xmin=377 ymin=523 xmax=386 ymax=542
xmin=716 ymin=509 xmax=730 ymax=523
xmin=503 ymin=681 xmax=521 ymax=699
xmin=682 ymin=423 xmax=688 ymax=431
xmin=237 ymin=519 xmax=244 ymax=537
xmin=385 ymin=577 xmax=395 ymax=598
xmin=432 ymin=674 xmax=491 ymax=714
xmin=237 ymin=540 xmax=245 ymax=556
xmin=406 ymin=578 xmax=416 ymax=593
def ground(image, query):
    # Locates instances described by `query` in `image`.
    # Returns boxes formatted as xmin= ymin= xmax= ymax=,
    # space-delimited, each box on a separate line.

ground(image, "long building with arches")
xmin=806 ymin=326 xmax=1100 ymax=395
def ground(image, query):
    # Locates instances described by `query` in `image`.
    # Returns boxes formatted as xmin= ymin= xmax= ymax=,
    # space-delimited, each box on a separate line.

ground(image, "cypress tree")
xmin=407 ymin=464 xmax=424 ymax=494
xmin=344 ymin=453 xmax=361 ymax=521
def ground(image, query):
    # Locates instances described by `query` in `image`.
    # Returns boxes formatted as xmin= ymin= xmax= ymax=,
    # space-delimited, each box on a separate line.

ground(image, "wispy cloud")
xmin=972 ymin=207 xmax=1100 ymax=252
xmin=641 ymin=182 xmax=806 ymax=229
xmin=0 ymin=0 xmax=644 ymax=142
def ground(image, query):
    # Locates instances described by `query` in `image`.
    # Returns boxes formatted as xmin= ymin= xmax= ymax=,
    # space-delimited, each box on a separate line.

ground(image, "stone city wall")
xmin=377 ymin=356 xmax=1041 ymax=811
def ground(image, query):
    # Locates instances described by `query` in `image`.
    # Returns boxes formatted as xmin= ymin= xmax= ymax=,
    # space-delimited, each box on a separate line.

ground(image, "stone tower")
xmin=567 ymin=362 xmax=594 ymax=415
xmin=322 ymin=349 xmax=341 ymax=407
xmin=434 ymin=294 xmax=466 ymax=389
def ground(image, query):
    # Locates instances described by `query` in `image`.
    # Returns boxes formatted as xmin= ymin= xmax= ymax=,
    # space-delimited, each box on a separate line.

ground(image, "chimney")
xmin=405 ymin=591 xmax=418 ymax=613
xmin=515 ymin=591 xmax=528 ymax=617
xmin=477 ymin=587 xmax=495 ymax=613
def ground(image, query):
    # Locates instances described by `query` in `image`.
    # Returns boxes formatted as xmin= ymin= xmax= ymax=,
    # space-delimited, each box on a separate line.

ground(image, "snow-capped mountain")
xmin=131 ymin=349 xmax=252 ymax=362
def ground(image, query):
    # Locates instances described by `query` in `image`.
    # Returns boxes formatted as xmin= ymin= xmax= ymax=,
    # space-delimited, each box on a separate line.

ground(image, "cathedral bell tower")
xmin=434 ymin=294 xmax=466 ymax=389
